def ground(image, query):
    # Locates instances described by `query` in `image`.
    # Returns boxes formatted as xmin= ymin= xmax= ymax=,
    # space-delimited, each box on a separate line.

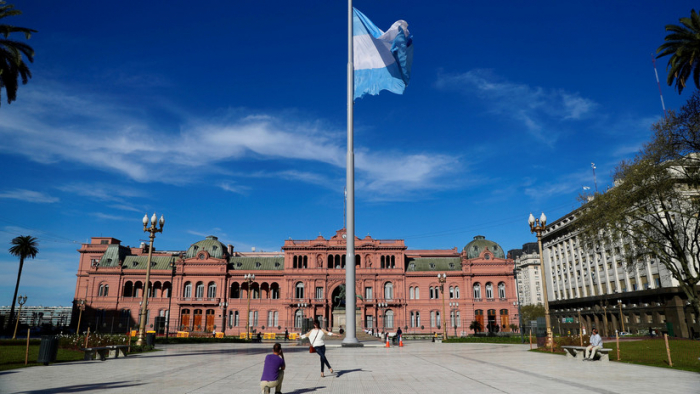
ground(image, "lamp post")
xmin=245 ymin=274 xmax=255 ymax=340
xmin=618 ymin=300 xmax=625 ymax=333
xmin=297 ymin=302 xmax=308 ymax=331
xmin=602 ymin=302 xmax=609 ymax=337
xmin=578 ymin=308 xmax=584 ymax=346
xmin=449 ymin=302 xmax=459 ymax=337
xmin=513 ymin=259 xmax=525 ymax=343
xmin=437 ymin=273 xmax=447 ymax=339
xmin=136 ymin=213 xmax=165 ymax=347
xmin=165 ymin=258 xmax=176 ymax=340
xmin=12 ymin=295 xmax=27 ymax=339
xmin=529 ymin=212 xmax=553 ymax=351
xmin=378 ymin=302 xmax=387 ymax=332
xmin=76 ymin=299 xmax=85 ymax=335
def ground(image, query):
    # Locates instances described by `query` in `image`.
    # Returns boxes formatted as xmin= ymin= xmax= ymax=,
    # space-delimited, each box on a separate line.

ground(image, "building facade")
xmin=509 ymin=243 xmax=544 ymax=307
xmin=541 ymin=211 xmax=699 ymax=338
xmin=73 ymin=231 xmax=518 ymax=336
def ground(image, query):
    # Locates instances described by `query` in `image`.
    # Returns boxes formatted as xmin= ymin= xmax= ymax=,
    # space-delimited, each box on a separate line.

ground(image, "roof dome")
xmin=185 ymin=235 xmax=227 ymax=259
xmin=464 ymin=235 xmax=505 ymax=259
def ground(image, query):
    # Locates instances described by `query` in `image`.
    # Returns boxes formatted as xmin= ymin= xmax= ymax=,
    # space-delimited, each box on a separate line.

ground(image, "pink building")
xmin=74 ymin=230 xmax=518 ymax=336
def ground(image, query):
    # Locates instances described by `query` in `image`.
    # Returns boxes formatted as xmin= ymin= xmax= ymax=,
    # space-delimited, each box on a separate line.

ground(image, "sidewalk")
xmin=0 ymin=339 xmax=697 ymax=393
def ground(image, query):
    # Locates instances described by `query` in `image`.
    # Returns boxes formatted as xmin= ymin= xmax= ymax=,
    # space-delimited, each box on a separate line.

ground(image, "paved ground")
xmin=1 ymin=338 xmax=698 ymax=394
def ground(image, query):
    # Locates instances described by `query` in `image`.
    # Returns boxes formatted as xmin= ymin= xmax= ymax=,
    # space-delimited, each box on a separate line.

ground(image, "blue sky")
xmin=1 ymin=1 xmax=696 ymax=307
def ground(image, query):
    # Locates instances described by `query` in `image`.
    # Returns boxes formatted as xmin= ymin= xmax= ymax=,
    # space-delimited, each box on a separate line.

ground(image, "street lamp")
xmin=437 ymin=273 xmax=447 ymax=339
xmin=245 ymin=273 xmax=255 ymax=340
xmin=297 ymin=302 xmax=308 ymax=331
xmin=529 ymin=212 xmax=553 ymax=351
xmin=136 ymin=213 xmax=165 ymax=347
xmin=618 ymin=300 xmax=625 ymax=333
xmin=165 ymin=258 xmax=176 ymax=340
xmin=378 ymin=302 xmax=387 ymax=332
xmin=449 ymin=302 xmax=459 ymax=337
xmin=12 ymin=295 xmax=27 ymax=339
xmin=76 ymin=299 xmax=86 ymax=335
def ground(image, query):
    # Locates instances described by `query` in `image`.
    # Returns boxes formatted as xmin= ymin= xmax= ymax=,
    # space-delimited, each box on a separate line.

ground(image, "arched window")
xmin=411 ymin=311 xmax=421 ymax=328
xmin=295 ymin=282 xmax=304 ymax=299
xmin=294 ymin=309 xmax=303 ymax=328
xmin=252 ymin=284 xmax=260 ymax=299
xmin=163 ymin=282 xmax=172 ymax=298
xmin=270 ymin=283 xmax=280 ymax=299
xmin=267 ymin=310 xmax=279 ymax=327
xmin=355 ymin=254 xmax=361 ymax=267
xmin=181 ymin=309 xmax=191 ymax=330
xmin=303 ymin=255 xmax=308 ymax=268
xmin=385 ymin=310 xmax=394 ymax=329
xmin=230 ymin=282 xmax=240 ymax=298
xmin=293 ymin=255 xmax=298 ymax=269
xmin=485 ymin=283 xmax=493 ymax=299
xmin=500 ymin=309 xmax=509 ymax=329
xmin=384 ymin=282 xmax=393 ymax=300
xmin=473 ymin=283 xmax=481 ymax=299
xmin=122 ymin=281 xmax=133 ymax=297
xmin=455 ymin=286 xmax=460 ymax=299
xmin=207 ymin=282 xmax=217 ymax=298
xmin=99 ymin=283 xmax=109 ymax=297
xmin=183 ymin=282 xmax=192 ymax=298
xmin=498 ymin=282 xmax=506 ymax=299
xmin=195 ymin=282 xmax=205 ymax=298
xmin=415 ymin=287 xmax=420 ymax=299
xmin=409 ymin=287 xmax=414 ymax=299
xmin=134 ymin=281 xmax=143 ymax=297
xmin=449 ymin=286 xmax=454 ymax=299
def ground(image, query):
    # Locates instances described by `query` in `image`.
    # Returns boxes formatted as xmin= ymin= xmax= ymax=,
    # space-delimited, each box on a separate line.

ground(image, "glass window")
xmin=415 ymin=287 xmax=420 ymax=299
xmin=473 ymin=283 xmax=481 ymax=299
xmin=498 ymin=282 xmax=505 ymax=299
xmin=207 ymin=282 xmax=217 ymax=298
xmin=316 ymin=287 xmax=323 ymax=299
xmin=455 ymin=286 xmax=459 ymax=299
xmin=365 ymin=287 xmax=373 ymax=300
xmin=384 ymin=282 xmax=393 ymax=300
xmin=485 ymin=283 xmax=493 ymax=299
xmin=195 ymin=282 xmax=204 ymax=298
xmin=385 ymin=310 xmax=394 ymax=329
xmin=184 ymin=282 xmax=192 ymax=298
xmin=295 ymin=282 xmax=304 ymax=299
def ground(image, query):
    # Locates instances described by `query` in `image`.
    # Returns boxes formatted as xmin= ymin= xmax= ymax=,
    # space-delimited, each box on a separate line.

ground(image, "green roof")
xmin=406 ymin=257 xmax=461 ymax=272
xmin=98 ymin=245 xmax=129 ymax=267
xmin=122 ymin=255 xmax=175 ymax=270
xmin=185 ymin=235 xmax=227 ymax=259
xmin=464 ymin=235 xmax=505 ymax=259
xmin=229 ymin=256 xmax=285 ymax=270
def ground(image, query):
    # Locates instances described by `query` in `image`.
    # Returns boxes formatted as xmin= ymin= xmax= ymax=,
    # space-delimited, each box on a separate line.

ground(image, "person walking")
xmin=260 ymin=343 xmax=285 ymax=394
xmin=301 ymin=320 xmax=335 ymax=377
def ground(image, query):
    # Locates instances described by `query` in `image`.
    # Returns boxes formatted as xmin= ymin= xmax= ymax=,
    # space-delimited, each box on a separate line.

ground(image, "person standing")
xmin=284 ymin=328 xmax=289 ymax=342
xmin=260 ymin=343 xmax=285 ymax=394
xmin=301 ymin=320 xmax=334 ymax=377
xmin=396 ymin=327 xmax=402 ymax=342
xmin=584 ymin=328 xmax=603 ymax=360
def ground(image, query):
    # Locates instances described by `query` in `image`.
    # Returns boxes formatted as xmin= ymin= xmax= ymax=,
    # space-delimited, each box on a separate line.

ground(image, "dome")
xmin=185 ymin=235 xmax=228 ymax=259
xmin=463 ymin=235 xmax=505 ymax=259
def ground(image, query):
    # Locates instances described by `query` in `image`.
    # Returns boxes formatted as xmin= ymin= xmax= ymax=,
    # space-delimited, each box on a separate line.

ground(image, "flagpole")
xmin=343 ymin=0 xmax=361 ymax=346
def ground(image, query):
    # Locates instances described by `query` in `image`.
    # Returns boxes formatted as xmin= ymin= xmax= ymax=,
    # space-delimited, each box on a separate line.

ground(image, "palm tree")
xmin=7 ymin=235 xmax=38 ymax=330
xmin=0 ymin=1 xmax=36 ymax=106
xmin=657 ymin=9 xmax=700 ymax=94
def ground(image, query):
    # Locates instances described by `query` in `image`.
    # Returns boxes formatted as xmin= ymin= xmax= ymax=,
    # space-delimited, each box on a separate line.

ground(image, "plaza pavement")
xmin=1 ymin=337 xmax=698 ymax=394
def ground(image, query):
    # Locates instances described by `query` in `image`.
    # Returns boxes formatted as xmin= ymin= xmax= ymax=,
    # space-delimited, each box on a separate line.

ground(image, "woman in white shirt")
xmin=301 ymin=320 xmax=334 ymax=377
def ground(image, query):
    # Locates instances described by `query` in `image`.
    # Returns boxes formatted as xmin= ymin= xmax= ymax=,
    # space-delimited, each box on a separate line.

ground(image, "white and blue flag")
xmin=353 ymin=8 xmax=413 ymax=100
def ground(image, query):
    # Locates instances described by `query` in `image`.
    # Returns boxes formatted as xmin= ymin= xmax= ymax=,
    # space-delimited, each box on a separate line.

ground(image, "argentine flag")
xmin=353 ymin=8 xmax=413 ymax=100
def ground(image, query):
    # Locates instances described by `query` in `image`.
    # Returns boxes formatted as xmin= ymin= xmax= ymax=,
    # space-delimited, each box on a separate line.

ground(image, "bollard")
xmin=529 ymin=329 xmax=532 ymax=350
xmin=664 ymin=333 xmax=673 ymax=367
xmin=616 ymin=331 xmax=620 ymax=361
xmin=25 ymin=328 xmax=30 ymax=365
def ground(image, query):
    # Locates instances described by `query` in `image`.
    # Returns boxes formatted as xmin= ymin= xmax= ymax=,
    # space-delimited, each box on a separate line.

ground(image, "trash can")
xmin=146 ymin=332 xmax=156 ymax=347
xmin=37 ymin=335 xmax=59 ymax=365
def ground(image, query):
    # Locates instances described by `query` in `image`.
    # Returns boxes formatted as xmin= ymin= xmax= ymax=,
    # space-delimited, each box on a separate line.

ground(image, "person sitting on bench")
xmin=584 ymin=328 xmax=603 ymax=360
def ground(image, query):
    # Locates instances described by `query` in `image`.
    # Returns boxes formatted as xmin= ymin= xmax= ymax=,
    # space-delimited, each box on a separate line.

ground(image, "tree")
xmin=468 ymin=320 xmax=482 ymax=334
xmin=7 ymin=235 xmax=38 ymax=330
xmin=657 ymin=9 xmax=700 ymax=94
xmin=575 ymin=94 xmax=700 ymax=323
xmin=0 ymin=1 xmax=36 ymax=106
xmin=520 ymin=304 xmax=545 ymax=326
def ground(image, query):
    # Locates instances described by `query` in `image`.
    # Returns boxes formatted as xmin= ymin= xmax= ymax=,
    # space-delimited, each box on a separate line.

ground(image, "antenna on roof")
xmin=591 ymin=163 xmax=598 ymax=193
xmin=652 ymin=54 xmax=668 ymax=118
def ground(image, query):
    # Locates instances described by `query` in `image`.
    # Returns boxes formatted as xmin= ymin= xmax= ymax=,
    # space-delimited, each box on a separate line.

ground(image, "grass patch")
xmin=606 ymin=338 xmax=700 ymax=373
xmin=531 ymin=338 xmax=700 ymax=373
xmin=0 ymin=344 xmax=84 ymax=371
xmin=443 ymin=336 xmax=524 ymax=344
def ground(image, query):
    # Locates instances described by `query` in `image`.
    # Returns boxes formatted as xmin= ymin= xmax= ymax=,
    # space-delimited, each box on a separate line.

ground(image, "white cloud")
xmin=1 ymin=82 xmax=462 ymax=201
xmin=435 ymin=69 xmax=596 ymax=145
xmin=91 ymin=212 xmax=135 ymax=222
xmin=0 ymin=189 xmax=59 ymax=203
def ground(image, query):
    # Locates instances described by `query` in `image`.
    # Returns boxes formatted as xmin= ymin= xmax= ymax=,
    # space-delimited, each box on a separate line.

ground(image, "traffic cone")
xmin=399 ymin=335 xmax=404 ymax=347
xmin=385 ymin=335 xmax=391 ymax=348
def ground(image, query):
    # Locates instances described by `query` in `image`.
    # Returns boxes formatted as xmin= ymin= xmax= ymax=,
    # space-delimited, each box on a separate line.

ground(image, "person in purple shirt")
xmin=260 ymin=343 xmax=285 ymax=394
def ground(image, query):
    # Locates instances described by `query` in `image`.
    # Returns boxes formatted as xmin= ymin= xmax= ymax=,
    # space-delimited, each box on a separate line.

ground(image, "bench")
xmin=80 ymin=345 xmax=129 ymax=361
xmin=561 ymin=346 xmax=612 ymax=362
